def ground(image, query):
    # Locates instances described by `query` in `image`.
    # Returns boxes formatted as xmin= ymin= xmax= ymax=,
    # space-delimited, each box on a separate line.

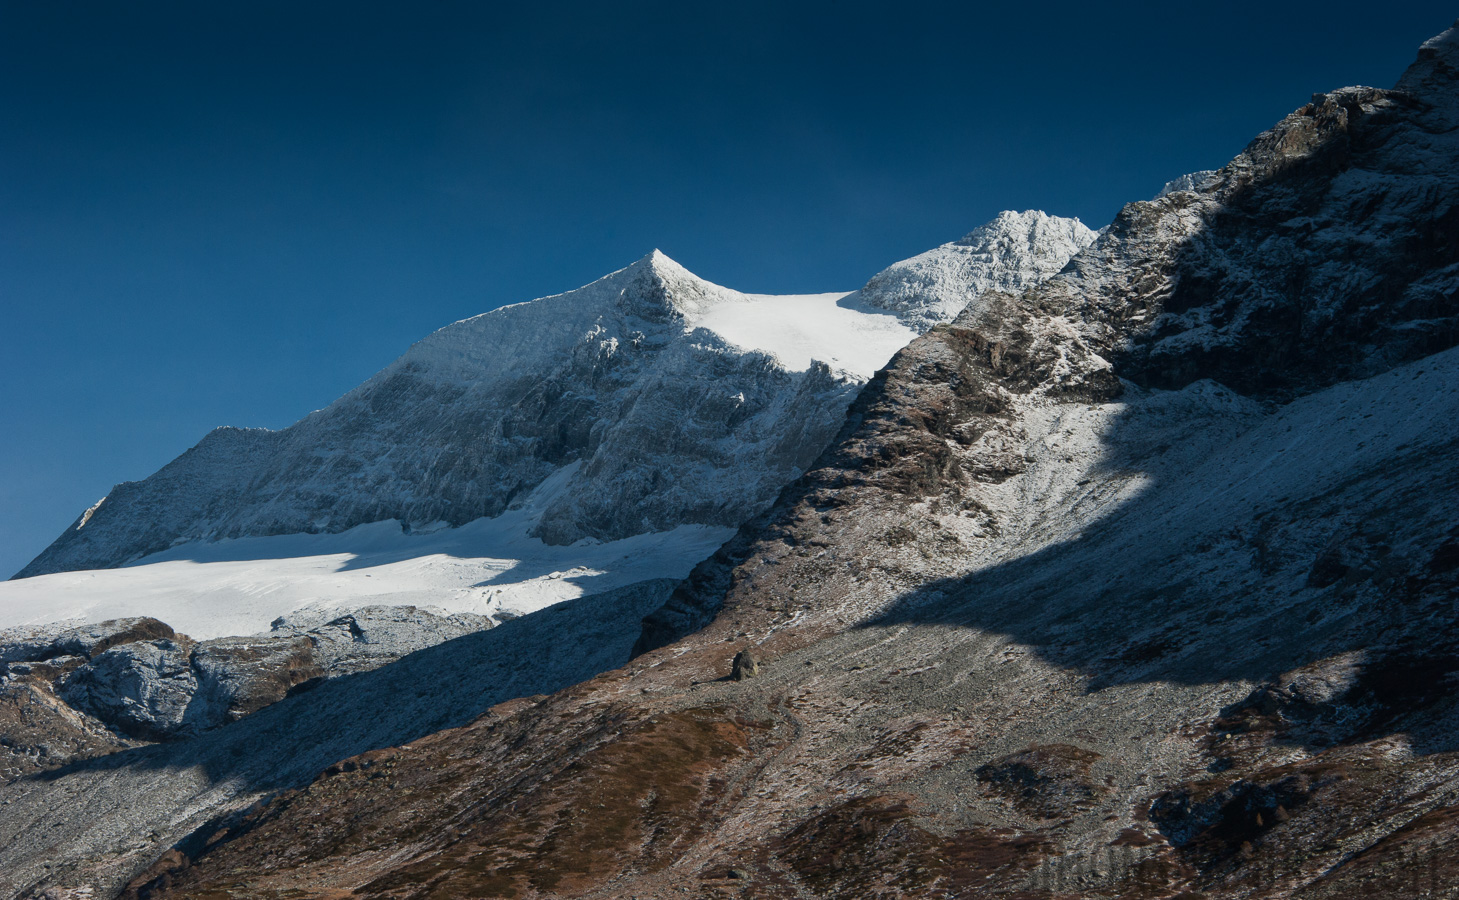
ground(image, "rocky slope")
xmin=0 ymin=579 xmax=680 ymax=898
xmin=48 ymin=22 xmax=1459 ymax=900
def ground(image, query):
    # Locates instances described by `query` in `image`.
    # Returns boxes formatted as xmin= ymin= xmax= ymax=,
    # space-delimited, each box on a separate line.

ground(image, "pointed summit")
xmin=628 ymin=248 xmax=701 ymax=285
xmin=616 ymin=248 xmax=735 ymax=322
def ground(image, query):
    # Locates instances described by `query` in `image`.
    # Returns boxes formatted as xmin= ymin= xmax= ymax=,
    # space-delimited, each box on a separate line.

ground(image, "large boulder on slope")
xmin=191 ymin=635 xmax=323 ymax=723
xmin=60 ymin=638 xmax=200 ymax=741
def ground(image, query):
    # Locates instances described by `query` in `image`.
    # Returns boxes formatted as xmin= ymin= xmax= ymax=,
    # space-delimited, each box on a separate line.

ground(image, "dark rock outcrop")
xmin=730 ymin=648 xmax=760 ymax=681
xmin=190 ymin=635 xmax=322 ymax=723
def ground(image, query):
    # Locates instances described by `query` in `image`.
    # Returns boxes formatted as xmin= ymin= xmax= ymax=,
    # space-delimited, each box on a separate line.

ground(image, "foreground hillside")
xmin=75 ymin=24 xmax=1459 ymax=900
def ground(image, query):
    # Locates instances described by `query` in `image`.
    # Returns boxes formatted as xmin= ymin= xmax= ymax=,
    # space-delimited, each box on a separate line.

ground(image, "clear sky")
xmin=2 ymin=2 xmax=1454 ymax=578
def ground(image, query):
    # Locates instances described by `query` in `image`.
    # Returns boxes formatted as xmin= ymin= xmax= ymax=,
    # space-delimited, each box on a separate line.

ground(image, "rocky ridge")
xmin=0 ymin=604 xmax=495 ymax=777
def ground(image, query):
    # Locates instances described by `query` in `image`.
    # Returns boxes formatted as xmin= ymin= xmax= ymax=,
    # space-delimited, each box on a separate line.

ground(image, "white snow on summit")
xmin=855 ymin=210 xmax=1097 ymax=332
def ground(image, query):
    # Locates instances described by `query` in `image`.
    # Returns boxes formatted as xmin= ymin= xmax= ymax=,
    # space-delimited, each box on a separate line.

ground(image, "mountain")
xmin=7 ymin=216 xmax=1092 ymax=634
xmin=39 ymin=22 xmax=1455 ymax=900
xmin=18 ymin=221 xmax=1093 ymax=583
xmin=0 ymin=210 xmax=1099 ymax=898
xmin=14 ymin=251 xmax=890 ymax=578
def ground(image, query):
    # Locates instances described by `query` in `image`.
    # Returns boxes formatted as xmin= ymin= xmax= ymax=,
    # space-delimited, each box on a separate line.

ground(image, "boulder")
xmin=731 ymin=649 xmax=760 ymax=681
xmin=60 ymin=638 xmax=200 ymax=740
xmin=191 ymin=635 xmax=322 ymax=723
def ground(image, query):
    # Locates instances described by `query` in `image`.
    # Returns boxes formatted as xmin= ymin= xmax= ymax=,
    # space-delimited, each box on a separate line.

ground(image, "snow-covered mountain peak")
xmin=855 ymin=209 xmax=1097 ymax=332
xmin=1398 ymin=20 xmax=1459 ymax=95
xmin=10 ymin=252 xmax=888 ymax=584
xmin=621 ymin=246 xmax=709 ymax=290
xmin=954 ymin=208 xmax=1090 ymax=250
xmin=7 ymin=216 xmax=1099 ymax=629
xmin=623 ymin=247 xmax=741 ymax=320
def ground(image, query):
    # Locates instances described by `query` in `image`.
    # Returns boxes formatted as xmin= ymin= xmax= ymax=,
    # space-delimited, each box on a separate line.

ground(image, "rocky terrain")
xmin=0 ymin=605 xmax=502 ymax=780
xmin=0 ymin=214 xmax=1093 ymax=896
xmin=5 ymin=21 xmax=1459 ymax=900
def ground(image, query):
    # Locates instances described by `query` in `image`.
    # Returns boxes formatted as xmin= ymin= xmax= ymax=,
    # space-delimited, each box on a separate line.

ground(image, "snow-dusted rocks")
xmin=60 ymin=638 xmax=200 ymax=741
xmin=856 ymin=210 xmax=1097 ymax=331
xmin=1155 ymin=169 xmax=1219 ymax=198
xmin=0 ymin=617 xmax=175 ymax=666
xmin=0 ymin=604 xmax=510 ymax=746
xmin=271 ymin=605 xmax=496 ymax=677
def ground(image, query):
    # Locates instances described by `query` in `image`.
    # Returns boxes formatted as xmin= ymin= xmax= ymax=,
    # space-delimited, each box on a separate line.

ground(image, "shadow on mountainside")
xmin=861 ymin=357 xmax=1459 ymax=756
xmin=853 ymin=78 xmax=1459 ymax=755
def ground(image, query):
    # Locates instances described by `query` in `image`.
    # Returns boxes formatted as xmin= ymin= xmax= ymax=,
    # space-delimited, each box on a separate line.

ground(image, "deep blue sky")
xmin=2 ymin=3 xmax=1453 ymax=578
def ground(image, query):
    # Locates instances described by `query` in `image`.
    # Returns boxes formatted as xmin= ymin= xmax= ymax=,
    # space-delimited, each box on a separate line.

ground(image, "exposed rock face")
xmin=189 ymin=635 xmax=322 ymax=723
xmin=1062 ymin=82 xmax=1459 ymax=399
xmin=70 ymin=24 xmax=1459 ymax=900
xmin=0 ymin=670 xmax=139 ymax=784
xmin=730 ymin=648 xmax=760 ymax=680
